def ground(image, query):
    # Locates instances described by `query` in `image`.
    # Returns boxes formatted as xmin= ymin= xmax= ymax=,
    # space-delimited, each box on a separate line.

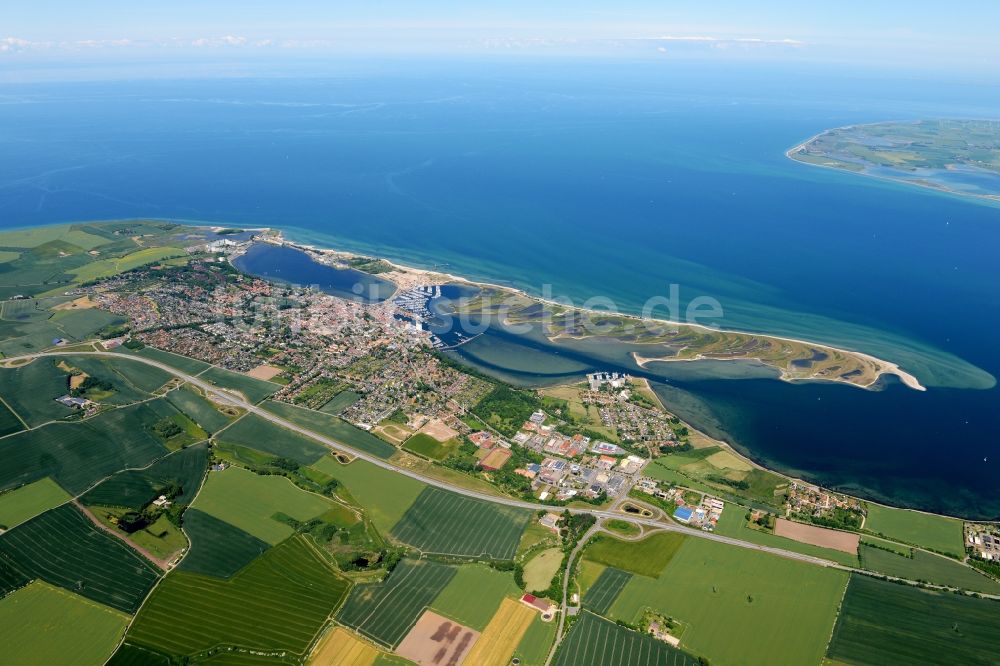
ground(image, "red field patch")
xmin=395 ymin=610 xmax=480 ymax=666
xmin=774 ymin=518 xmax=860 ymax=554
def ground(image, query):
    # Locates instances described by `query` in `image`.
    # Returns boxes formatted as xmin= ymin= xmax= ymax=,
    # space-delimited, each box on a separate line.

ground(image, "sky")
xmin=2 ymin=1 xmax=1000 ymax=77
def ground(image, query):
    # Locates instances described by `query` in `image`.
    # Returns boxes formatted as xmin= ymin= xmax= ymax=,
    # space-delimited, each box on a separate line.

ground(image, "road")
xmin=8 ymin=350 xmax=842 ymax=570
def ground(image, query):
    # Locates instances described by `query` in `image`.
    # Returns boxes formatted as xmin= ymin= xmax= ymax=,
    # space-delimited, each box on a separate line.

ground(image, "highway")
xmin=9 ymin=350 xmax=843 ymax=570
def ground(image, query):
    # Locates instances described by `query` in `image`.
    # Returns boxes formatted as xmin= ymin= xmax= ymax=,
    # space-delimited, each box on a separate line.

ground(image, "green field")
xmin=0 ymin=357 xmax=77 ymax=426
xmin=179 ymin=509 xmax=270 ymax=579
xmin=554 ymin=611 xmax=699 ymax=666
xmin=0 ymin=477 xmax=70 ymax=530
xmin=402 ymin=432 xmax=460 ymax=460
xmin=311 ymin=457 xmax=425 ymax=534
xmin=106 ymin=644 xmax=173 ymax=666
xmin=121 ymin=345 xmax=213 ymax=375
xmin=263 ymin=400 xmax=397 ymax=459
xmin=0 ymin=224 xmax=111 ymax=249
xmin=216 ymin=412 xmax=329 ymax=465
xmin=69 ymin=247 xmax=187 ymax=283
xmin=391 ymin=486 xmax=531 ymax=559
xmin=0 ymin=580 xmax=129 ymax=666
xmin=62 ymin=353 xmax=174 ymax=396
xmin=524 ymin=547 xmax=563 ymax=593
xmin=338 ymin=559 xmax=456 ymax=648
xmin=0 ymin=400 xmax=170 ymax=495
xmin=431 ymin=564 xmax=522 ymax=630
xmin=200 ymin=366 xmax=279 ymax=403
xmin=859 ymin=544 xmax=1000 ymax=594
xmin=864 ymin=503 xmax=965 ymax=557
xmin=165 ymin=384 xmax=234 ymax=434
xmin=0 ymin=504 xmax=161 ymax=612
xmin=828 ymin=574 xmax=1000 ymax=666
xmin=582 ymin=566 xmax=632 ymax=615
xmin=610 ymin=537 xmax=849 ymax=666
xmin=319 ymin=390 xmax=362 ymax=414
xmin=127 ymin=536 xmax=349 ymax=660
xmin=193 ymin=466 xmax=337 ymax=545
xmin=714 ymin=505 xmax=860 ymax=567
xmin=82 ymin=442 xmax=208 ymax=510
xmin=0 ymin=399 xmax=23 ymax=436
xmin=583 ymin=532 xmax=686 ymax=578
xmin=514 ymin=615 xmax=558 ymax=666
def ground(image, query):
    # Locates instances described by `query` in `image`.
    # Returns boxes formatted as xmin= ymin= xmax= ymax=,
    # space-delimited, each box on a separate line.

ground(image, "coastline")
xmin=787 ymin=122 xmax=1000 ymax=206
xmin=262 ymin=231 xmax=925 ymax=392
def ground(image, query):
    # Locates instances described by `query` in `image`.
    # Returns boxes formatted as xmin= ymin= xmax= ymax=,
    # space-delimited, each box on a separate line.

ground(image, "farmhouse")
xmin=520 ymin=593 xmax=556 ymax=619
xmin=539 ymin=512 xmax=561 ymax=532
xmin=55 ymin=395 xmax=89 ymax=409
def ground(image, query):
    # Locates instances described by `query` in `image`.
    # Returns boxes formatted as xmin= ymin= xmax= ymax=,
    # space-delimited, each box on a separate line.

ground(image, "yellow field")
xmin=704 ymin=450 xmax=752 ymax=471
xmin=463 ymin=598 xmax=537 ymax=666
xmin=308 ymin=626 xmax=378 ymax=666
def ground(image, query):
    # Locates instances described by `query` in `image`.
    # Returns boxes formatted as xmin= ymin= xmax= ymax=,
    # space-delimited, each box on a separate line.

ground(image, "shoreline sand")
xmin=259 ymin=229 xmax=926 ymax=392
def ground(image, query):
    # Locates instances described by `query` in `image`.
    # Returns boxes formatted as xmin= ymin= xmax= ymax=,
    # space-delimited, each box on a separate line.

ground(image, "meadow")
xmin=609 ymin=537 xmax=848 ymax=666
xmin=401 ymin=432 xmax=460 ymax=461
xmin=338 ymin=559 xmax=456 ymax=648
xmin=311 ymin=458 xmax=425 ymax=534
xmin=193 ymin=466 xmax=337 ymax=545
xmin=858 ymin=544 xmax=1000 ymax=594
xmin=81 ymin=442 xmax=208 ymax=510
xmin=0 ymin=477 xmax=70 ymax=530
xmin=68 ymin=247 xmax=186 ymax=284
xmin=319 ymin=390 xmax=362 ymax=415
xmin=216 ymin=412 xmax=329 ymax=465
xmin=127 ymin=536 xmax=349 ymax=659
xmin=263 ymin=400 xmax=397 ymax=459
xmin=523 ymin=548 xmax=563 ymax=592
xmin=827 ymin=574 xmax=1000 ymax=666
xmin=0 ymin=581 xmax=129 ymax=666
xmin=178 ymin=509 xmax=271 ymax=579
xmin=582 ymin=532 xmax=686 ymax=578
xmin=554 ymin=611 xmax=699 ymax=666
xmin=863 ymin=503 xmax=965 ymax=557
xmin=390 ymin=487 xmax=531 ymax=559
xmin=430 ymin=563 xmax=521 ymax=630
xmin=0 ymin=401 xmax=170 ymax=495
xmin=582 ymin=567 xmax=632 ymax=615
xmin=200 ymin=366 xmax=279 ymax=404
xmin=165 ymin=384 xmax=235 ymax=434
xmin=0 ymin=504 xmax=161 ymax=613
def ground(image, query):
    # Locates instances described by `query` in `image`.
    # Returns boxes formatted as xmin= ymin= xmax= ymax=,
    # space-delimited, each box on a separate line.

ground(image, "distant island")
xmin=788 ymin=119 xmax=1000 ymax=202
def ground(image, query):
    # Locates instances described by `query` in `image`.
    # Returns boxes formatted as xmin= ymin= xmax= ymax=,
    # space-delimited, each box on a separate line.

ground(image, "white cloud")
xmin=191 ymin=35 xmax=249 ymax=48
xmin=0 ymin=37 xmax=36 ymax=53
xmin=657 ymin=35 xmax=804 ymax=46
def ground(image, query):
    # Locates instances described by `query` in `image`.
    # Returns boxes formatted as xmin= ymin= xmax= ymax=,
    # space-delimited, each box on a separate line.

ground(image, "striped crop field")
xmin=582 ymin=567 xmax=632 ymax=615
xmin=127 ymin=536 xmax=349 ymax=660
xmin=554 ymin=612 xmax=699 ymax=666
xmin=338 ymin=559 xmax=456 ymax=648
xmin=0 ymin=503 xmax=160 ymax=613
xmin=390 ymin=487 xmax=530 ymax=559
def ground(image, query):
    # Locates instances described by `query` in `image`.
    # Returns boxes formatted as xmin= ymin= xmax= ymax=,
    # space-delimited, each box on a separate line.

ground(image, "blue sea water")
xmin=1 ymin=60 xmax=998 ymax=516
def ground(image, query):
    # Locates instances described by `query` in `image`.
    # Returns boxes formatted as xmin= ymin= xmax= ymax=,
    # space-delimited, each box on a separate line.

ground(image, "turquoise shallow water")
xmin=1 ymin=61 xmax=999 ymax=516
